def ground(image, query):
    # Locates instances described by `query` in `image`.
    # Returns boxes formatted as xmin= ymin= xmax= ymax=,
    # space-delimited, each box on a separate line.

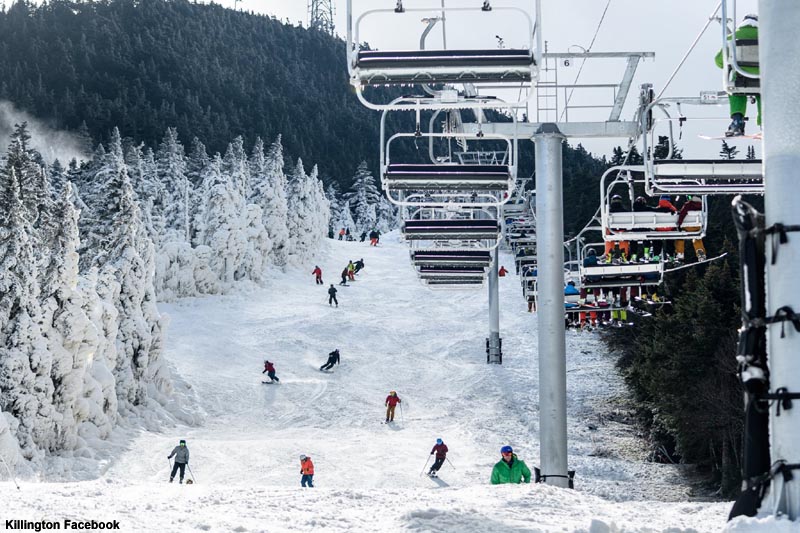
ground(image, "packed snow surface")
xmin=2 ymin=233 xmax=784 ymax=532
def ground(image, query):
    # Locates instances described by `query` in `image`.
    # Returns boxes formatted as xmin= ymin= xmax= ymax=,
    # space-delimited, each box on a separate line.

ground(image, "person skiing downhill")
xmin=354 ymin=258 xmax=365 ymax=275
xmin=262 ymin=360 xmax=280 ymax=383
xmin=312 ymin=266 xmax=323 ymax=285
xmin=300 ymin=455 xmax=314 ymax=487
xmin=490 ymin=445 xmax=532 ymax=484
xmin=167 ymin=439 xmax=190 ymax=483
xmin=320 ymin=349 xmax=340 ymax=371
xmin=328 ymin=284 xmax=338 ymax=307
xmin=428 ymin=438 xmax=449 ymax=477
xmin=385 ymin=391 xmax=401 ymax=422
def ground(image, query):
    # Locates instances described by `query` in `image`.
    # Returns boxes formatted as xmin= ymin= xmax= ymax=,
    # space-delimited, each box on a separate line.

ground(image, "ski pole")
xmin=187 ymin=464 xmax=196 ymax=483
xmin=399 ymin=402 xmax=405 ymax=423
xmin=419 ymin=455 xmax=431 ymax=477
xmin=0 ymin=454 xmax=20 ymax=490
xmin=446 ymin=457 xmax=456 ymax=470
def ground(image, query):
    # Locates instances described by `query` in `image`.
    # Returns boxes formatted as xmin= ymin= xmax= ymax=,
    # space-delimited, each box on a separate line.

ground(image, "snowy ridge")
xmin=1 ymin=233 xmax=785 ymax=531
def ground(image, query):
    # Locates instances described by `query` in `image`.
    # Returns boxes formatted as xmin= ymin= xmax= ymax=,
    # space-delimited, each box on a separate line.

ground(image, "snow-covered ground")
xmin=2 ymin=233 xmax=789 ymax=532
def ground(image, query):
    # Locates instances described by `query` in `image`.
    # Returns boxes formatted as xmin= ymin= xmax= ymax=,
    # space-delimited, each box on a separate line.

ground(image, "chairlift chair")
xmin=346 ymin=1 xmax=541 ymax=110
xmin=640 ymin=95 xmax=763 ymax=195
xmin=411 ymin=249 xmax=493 ymax=268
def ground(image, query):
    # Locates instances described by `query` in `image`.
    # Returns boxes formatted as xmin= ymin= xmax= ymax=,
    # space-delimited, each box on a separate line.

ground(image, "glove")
xmin=167 ymin=456 xmax=170 ymax=459
xmin=430 ymin=453 xmax=434 ymax=455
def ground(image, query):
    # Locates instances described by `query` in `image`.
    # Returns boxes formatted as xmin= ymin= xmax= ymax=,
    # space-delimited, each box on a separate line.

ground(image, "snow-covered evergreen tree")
xmin=202 ymin=154 xmax=246 ymax=285
xmin=99 ymin=168 xmax=169 ymax=408
xmin=156 ymin=128 xmax=190 ymax=242
xmin=344 ymin=161 xmax=381 ymax=233
xmin=0 ymin=169 xmax=58 ymax=458
xmin=375 ymin=195 xmax=398 ymax=234
xmin=223 ymin=135 xmax=250 ymax=208
xmin=251 ymin=135 xmax=290 ymax=266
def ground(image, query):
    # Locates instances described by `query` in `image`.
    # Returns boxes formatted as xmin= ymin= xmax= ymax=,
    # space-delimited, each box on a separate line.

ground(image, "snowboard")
xmin=698 ymin=133 xmax=762 ymax=141
xmin=319 ymin=369 xmax=334 ymax=373
xmin=664 ymin=252 xmax=728 ymax=273
xmin=261 ymin=381 xmax=279 ymax=385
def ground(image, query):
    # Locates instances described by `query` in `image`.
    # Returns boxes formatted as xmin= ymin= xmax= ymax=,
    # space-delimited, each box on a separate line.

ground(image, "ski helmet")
xmin=659 ymin=195 xmax=671 ymax=201
xmin=587 ymin=248 xmax=596 ymax=256
xmin=500 ymin=445 xmax=513 ymax=454
xmin=635 ymin=196 xmax=646 ymax=204
xmin=179 ymin=440 xmax=186 ymax=445
xmin=436 ymin=438 xmax=443 ymax=445
xmin=300 ymin=454 xmax=307 ymax=461
xmin=611 ymin=194 xmax=622 ymax=201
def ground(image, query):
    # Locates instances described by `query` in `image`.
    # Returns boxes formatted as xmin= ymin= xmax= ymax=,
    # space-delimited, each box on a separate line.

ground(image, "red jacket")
xmin=431 ymin=443 xmax=448 ymax=459
xmin=263 ymin=362 xmax=275 ymax=373
xmin=312 ymin=267 xmax=322 ymax=277
xmin=498 ymin=267 xmax=508 ymax=277
xmin=385 ymin=394 xmax=401 ymax=407
xmin=677 ymin=199 xmax=702 ymax=227
xmin=301 ymin=457 xmax=314 ymax=475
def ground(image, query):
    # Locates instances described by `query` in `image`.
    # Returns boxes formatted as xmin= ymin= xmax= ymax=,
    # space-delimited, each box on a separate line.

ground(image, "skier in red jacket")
xmin=312 ymin=266 xmax=323 ymax=285
xmin=385 ymin=391 xmax=401 ymax=422
xmin=262 ymin=360 xmax=280 ymax=383
xmin=427 ymin=438 xmax=449 ymax=477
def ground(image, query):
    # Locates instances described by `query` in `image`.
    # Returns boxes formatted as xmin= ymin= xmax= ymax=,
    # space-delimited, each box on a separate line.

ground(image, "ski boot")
xmin=696 ymin=249 xmax=707 ymax=262
xmin=726 ymin=113 xmax=745 ymax=137
xmin=169 ymin=477 xmax=174 ymax=483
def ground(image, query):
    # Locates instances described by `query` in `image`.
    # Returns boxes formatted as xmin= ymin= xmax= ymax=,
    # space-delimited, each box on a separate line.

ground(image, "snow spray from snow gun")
xmin=0 ymin=453 xmax=20 ymax=490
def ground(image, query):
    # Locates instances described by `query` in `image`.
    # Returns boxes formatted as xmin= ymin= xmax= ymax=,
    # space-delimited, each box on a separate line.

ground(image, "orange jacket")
xmin=301 ymin=458 xmax=314 ymax=475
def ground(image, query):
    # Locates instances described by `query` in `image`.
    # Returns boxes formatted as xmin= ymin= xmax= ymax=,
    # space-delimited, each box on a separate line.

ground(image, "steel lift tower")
xmin=309 ymin=0 xmax=336 ymax=35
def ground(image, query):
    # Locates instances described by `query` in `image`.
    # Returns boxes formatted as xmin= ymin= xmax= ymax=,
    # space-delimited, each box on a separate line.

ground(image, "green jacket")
xmin=715 ymin=24 xmax=759 ymax=75
xmin=490 ymin=455 xmax=532 ymax=484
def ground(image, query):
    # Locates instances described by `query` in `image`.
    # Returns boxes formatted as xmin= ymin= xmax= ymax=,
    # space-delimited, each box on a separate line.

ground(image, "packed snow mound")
xmin=1 ymin=232 xmax=754 ymax=531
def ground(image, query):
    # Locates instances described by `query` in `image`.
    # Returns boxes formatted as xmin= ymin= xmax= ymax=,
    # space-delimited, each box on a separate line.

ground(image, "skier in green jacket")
xmin=715 ymin=14 xmax=760 ymax=136
xmin=490 ymin=445 xmax=532 ymax=484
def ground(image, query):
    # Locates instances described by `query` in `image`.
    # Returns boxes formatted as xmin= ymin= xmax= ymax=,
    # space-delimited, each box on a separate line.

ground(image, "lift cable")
xmin=655 ymin=1 xmax=722 ymax=100
xmin=559 ymin=0 xmax=612 ymax=121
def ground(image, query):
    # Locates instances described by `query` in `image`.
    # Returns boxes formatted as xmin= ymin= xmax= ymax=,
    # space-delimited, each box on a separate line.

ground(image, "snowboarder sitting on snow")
xmin=354 ymin=258 xmax=365 ymax=274
xmin=328 ymin=284 xmax=338 ymax=307
xmin=385 ymin=391 xmax=401 ymax=422
xmin=320 ymin=349 xmax=340 ymax=371
xmin=168 ymin=439 xmax=190 ymax=483
xmin=428 ymin=438 xmax=449 ymax=477
xmin=498 ymin=266 xmax=508 ymax=277
xmin=300 ymin=454 xmax=314 ymax=487
xmin=491 ymin=445 xmax=532 ymax=485
xmin=262 ymin=360 xmax=280 ymax=383
xmin=312 ymin=265 xmax=323 ymax=285
xmin=339 ymin=268 xmax=348 ymax=286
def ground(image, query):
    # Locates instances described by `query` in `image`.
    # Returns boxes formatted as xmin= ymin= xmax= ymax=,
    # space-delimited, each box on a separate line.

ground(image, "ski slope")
xmin=0 ymin=233 xmax=785 ymax=531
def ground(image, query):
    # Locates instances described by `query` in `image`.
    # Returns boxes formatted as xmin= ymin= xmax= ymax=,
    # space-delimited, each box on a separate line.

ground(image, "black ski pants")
xmin=170 ymin=462 xmax=186 ymax=481
xmin=320 ymin=360 xmax=335 ymax=371
xmin=329 ymin=294 xmax=338 ymax=306
xmin=430 ymin=457 xmax=445 ymax=473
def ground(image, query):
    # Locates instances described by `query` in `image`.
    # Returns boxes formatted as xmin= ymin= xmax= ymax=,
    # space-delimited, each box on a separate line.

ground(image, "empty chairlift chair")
xmin=403 ymin=219 xmax=501 ymax=244
xmin=647 ymin=159 xmax=763 ymax=195
xmin=411 ymin=250 xmax=493 ymax=269
xmin=346 ymin=1 xmax=540 ymax=110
